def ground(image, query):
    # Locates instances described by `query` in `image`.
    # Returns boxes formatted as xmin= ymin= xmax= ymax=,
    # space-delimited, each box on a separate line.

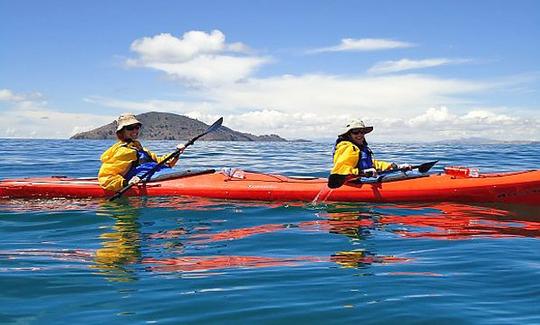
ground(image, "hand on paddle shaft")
xmin=327 ymin=160 xmax=439 ymax=189
xmin=109 ymin=117 xmax=224 ymax=201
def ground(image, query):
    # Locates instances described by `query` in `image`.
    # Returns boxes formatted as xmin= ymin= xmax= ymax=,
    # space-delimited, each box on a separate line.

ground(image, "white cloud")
xmin=406 ymin=106 xmax=520 ymax=128
xmin=375 ymin=106 xmax=539 ymax=141
xmin=3 ymin=30 xmax=538 ymax=142
xmin=407 ymin=106 xmax=454 ymax=126
xmin=368 ymin=58 xmax=472 ymax=74
xmin=204 ymin=73 xmax=492 ymax=116
xmin=461 ymin=110 xmax=517 ymax=123
xmin=0 ymin=90 xmax=114 ymax=139
xmin=80 ymin=71 xmax=539 ymax=141
xmin=126 ymin=30 xmax=269 ymax=85
xmin=0 ymin=89 xmax=44 ymax=102
xmin=0 ymin=108 xmax=114 ymax=139
xmin=309 ymin=38 xmax=415 ymax=53
xmin=0 ymin=89 xmax=22 ymax=101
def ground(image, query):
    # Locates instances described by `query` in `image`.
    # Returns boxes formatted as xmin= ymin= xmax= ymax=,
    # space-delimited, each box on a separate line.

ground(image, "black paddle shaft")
xmin=108 ymin=117 xmax=223 ymax=201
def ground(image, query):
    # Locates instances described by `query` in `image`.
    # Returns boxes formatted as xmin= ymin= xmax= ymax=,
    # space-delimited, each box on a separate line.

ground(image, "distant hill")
xmin=70 ymin=112 xmax=288 ymax=141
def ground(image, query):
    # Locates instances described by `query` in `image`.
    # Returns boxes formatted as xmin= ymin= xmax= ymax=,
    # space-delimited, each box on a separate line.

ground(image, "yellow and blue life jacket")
xmin=98 ymin=140 xmax=178 ymax=192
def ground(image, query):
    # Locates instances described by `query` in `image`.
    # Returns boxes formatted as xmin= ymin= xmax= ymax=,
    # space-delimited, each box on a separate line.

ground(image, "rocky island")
xmin=70 ymin=112 xmax=288 ymax=141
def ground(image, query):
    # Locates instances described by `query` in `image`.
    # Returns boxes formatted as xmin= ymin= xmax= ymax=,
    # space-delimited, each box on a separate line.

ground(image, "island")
xmin=71 ymin=111 xmax=289 ymax=141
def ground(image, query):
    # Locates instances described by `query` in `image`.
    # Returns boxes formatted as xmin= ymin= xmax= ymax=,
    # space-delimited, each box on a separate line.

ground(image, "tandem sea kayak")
xmin=1 ymin=168 xmax=539 ymax=205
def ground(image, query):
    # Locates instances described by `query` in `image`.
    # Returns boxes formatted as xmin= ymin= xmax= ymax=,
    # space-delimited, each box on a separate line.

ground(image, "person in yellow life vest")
xmin=328 ymin=119 xmax=411 ymax=188
xmin=98 ymin=113 xmax=185 ymax=192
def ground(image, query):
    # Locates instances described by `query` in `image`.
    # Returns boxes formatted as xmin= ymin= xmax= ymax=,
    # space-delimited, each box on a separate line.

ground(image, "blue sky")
xmin=1 ymin=0 xmax=539 ymax=141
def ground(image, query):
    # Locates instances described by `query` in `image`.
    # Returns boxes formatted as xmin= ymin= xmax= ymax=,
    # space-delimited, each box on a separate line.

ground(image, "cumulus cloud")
xmin=309 ymin=38 xmax=415 ymax=53
xmin=184 ymin=106 xmax=539 ymax=142
xmin=4 ymin=30 xmax=537 ymax=142
xmin=80 ymin=70 xmax=539 ymax=141
xmin=368 ymin=58 xmax=473 ymax=74
xmin=374 ymin=106 xmax=538 ymax=141
xmin=406 ymin=106 xmax=520 ymax=128
xmin=204 ymin=73 xmax=492 ymax=116
xmin=126 ymin=30 xmax=269 ymax=85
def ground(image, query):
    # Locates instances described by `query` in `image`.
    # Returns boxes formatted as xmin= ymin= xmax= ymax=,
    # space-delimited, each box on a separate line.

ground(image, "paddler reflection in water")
xmin=328 ymin=119 xmax=412 ymax=188
xmin=93 ymin=201 xmax=142 ymax=282
xmin=98 ymin=113 xmax=185 ymax=191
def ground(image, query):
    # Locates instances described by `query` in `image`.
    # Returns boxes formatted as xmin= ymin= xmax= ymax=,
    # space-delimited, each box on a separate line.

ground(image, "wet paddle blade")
xmin=417 ymin=160 xmax=439 ymax=173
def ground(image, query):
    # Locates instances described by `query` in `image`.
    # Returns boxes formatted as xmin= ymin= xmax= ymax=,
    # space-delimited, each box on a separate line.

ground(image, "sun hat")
xmin=340 ymin=119 xmax=373 ymax=136
xmin=116 ymin=113 xmax=142 ymax=131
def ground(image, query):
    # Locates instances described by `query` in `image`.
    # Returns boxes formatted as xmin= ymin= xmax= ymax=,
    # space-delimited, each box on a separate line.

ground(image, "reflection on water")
xmin=1 ymin=197 xmax=538 ymax=280
xmin=372 ymin=203 xmax=540 ymax=240
xmin=142 ymin=251 xmax=409 ymax=274
xmin=91 ymin=201 xmax=142 ymax=282
xmin=330 ymin=250 xmax=409 ymax=268
xmin=142 ymin=255 xmax=318 ymax=273
xmin=319 ymin=202 xmax=540 ymax=240
xmin=185 ymin=201 xmax=540 ymax=244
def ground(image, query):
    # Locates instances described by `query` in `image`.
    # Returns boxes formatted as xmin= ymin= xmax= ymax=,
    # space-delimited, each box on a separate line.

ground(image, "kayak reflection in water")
xmin=98 ymin=113 xmax=185 ymax=192
xmin=328 ymin=119 xmax=412 ymax=188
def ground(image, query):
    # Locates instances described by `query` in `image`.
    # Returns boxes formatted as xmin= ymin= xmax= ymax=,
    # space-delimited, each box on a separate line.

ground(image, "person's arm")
xmin=373 ymin=159 xmax=412 ymax=172
xmin=145 ymin=148 xmax=180 ymax=167
xmin=373 ymin=159 xmax=395 ymax=171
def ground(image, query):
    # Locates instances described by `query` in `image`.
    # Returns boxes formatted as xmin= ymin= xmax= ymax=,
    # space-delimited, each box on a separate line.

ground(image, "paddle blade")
xmin=207 ymin=117 xmax=223 ymax=133
xmin=417 ymin=160 xmax=439 ymax=173
xmin=186 ymin=117 xmax=224 ymax=146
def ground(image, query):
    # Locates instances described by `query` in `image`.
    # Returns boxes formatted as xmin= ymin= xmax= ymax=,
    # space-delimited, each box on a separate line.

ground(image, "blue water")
xmin=1 ymin=139 xmax=539 ymax=324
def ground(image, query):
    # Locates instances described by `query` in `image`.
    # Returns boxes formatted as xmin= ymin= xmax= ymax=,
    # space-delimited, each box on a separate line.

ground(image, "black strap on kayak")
xmin=108 ymin=117 xmax=223 ymax=201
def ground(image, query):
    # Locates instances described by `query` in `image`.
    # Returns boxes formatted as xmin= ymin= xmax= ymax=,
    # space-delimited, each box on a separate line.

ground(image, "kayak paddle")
xmin=109 ymin=117 xmax=224 ymax=201
xmin=327 ymin=160 xmax=439 ymax=189
xmin=379 ymin=160 xmax=439 ymax=176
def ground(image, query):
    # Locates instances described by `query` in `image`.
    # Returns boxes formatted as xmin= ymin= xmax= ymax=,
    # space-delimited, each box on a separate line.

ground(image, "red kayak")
xmin=1 ymin=168 xmax=539 ymax=205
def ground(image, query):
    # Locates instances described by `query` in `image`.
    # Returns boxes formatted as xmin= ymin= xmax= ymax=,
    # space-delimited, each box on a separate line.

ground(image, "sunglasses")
xmin=124 ymin=124 xmax=141 ymax=131
xmin=350 ymin=129 xmax=366 ymax=135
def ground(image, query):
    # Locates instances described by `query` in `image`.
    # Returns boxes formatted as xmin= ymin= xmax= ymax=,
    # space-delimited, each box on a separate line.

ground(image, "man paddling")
xmin=328 ymin=119 xmax=411 ymax=188
xmin=98 ymin=113 xmax=185 ymax=191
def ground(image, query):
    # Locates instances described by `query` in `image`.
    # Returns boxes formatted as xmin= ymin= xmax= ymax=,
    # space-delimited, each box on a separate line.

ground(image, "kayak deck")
xmin=1 ymin=169 xmax=539 ymax=205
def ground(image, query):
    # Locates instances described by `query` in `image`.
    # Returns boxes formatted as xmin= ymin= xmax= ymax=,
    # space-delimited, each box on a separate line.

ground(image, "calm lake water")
xmin=1 ymin=139 xmax=539 ymax=324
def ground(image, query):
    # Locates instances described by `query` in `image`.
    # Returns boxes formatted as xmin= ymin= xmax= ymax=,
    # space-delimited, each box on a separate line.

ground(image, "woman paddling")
xmin=328 ymin=119 xmax=411 ymax=188
xmin=98 ymin=113 xmax=185 ymax=191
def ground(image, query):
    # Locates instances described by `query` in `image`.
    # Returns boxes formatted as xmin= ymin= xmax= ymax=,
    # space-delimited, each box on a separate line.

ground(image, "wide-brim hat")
xmin=116 ymin=113 xmax=142 ymax=131
xmin=340 ymin=119 xmax=373 ymax=136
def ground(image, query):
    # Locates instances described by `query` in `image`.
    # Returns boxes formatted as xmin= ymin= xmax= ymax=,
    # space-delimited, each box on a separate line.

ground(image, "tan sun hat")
xmin=340 ymin=119 xmax=373 ymax=136
xmin=116 ymin=113 xmax=142 ymax=131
